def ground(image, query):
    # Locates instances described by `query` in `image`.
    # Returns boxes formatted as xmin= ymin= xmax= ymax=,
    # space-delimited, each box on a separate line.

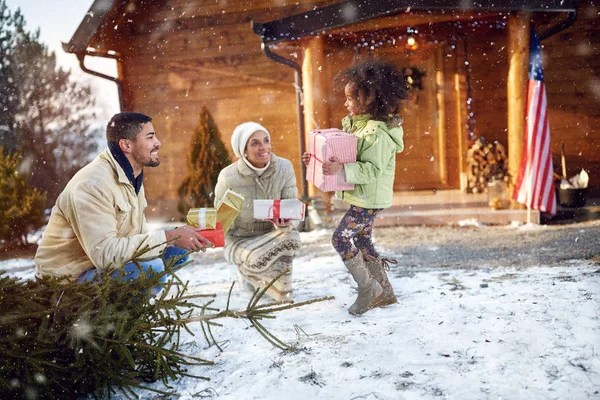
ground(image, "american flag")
xmin=513 ymin=27 xmax=557 ymax=215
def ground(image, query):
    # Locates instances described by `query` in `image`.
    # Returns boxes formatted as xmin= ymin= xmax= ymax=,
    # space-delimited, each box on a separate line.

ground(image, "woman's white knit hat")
xmin=231 ymin=122 xmax=270 ymax=159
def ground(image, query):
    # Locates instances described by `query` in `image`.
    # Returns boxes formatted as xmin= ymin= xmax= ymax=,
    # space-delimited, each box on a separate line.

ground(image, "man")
xmin=35 ymin=112 xmax=211 ymax=285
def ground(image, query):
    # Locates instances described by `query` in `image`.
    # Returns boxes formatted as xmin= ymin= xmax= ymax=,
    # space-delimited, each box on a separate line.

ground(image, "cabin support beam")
xmin=302 ymin=36 xmax=331 ymax=199
xmin=507 ymin=13 xmax=530 ymax=202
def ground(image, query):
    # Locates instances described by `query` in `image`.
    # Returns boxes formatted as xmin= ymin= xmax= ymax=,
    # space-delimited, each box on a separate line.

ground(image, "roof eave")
xmin=253 ymin=0 xmax=580 ymax=45
xmin=61 ymin=0 xmax=119 ymax=54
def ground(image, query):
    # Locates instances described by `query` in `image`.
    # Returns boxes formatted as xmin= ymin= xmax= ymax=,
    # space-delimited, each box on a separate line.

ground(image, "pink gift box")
xmin=254 ymin=199 xmax=306 ymax=220
xmin=306 ymin=128 xmax=357 ymax=192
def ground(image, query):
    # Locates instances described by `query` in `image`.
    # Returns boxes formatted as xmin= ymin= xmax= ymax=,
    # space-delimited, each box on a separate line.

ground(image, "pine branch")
xmin=148 ymin=267 xmax=335 ymax=350
xmin=0 ymin=242 xmax=334 ymax=398
xmin=175 ymin=295 xmax=335 ymax=326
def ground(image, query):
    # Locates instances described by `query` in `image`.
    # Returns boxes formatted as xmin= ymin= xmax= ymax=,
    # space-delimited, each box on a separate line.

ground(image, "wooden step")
xmin=325 ymin=190 xmax=540 ymax=226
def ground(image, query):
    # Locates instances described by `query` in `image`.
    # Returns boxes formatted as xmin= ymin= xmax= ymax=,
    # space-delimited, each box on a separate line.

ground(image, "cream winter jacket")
xmin=214 ymin=154 xmax=298 ymax=239
xmin=34 ymin=148 xmax=167 ymax=280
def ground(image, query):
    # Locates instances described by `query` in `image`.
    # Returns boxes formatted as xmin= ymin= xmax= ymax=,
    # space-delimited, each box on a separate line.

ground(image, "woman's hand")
xmin=322 ymin=156 xmax=343 ymax=175
xmin=268 ymin=218 xmax=291 ymax=228
xmin=301 ymin=152 xmax=311 ymax=166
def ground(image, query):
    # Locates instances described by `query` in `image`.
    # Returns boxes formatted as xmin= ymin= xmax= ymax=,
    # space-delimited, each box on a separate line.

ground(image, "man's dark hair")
xmin=106 ymin=112 xmax=152 ymax=144
xmin=336 ymin=59 xmax=408 ymax=122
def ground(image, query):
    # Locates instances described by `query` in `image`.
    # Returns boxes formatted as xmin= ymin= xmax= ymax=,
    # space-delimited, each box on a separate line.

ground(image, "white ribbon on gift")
xmin=189 ymin=208 xmax=211 ymax=229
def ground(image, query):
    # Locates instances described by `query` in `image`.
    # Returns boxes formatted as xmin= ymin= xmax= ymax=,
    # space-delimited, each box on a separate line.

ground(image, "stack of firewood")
xmin=466 ymin=138 xmax=508 ymax=193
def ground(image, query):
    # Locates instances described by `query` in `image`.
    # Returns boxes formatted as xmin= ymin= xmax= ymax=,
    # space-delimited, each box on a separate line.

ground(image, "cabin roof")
xmin=253 ymin=0 xmax=580 ymax=45
xmin=63 ymin=0 xmax=580 ymax=54
xmin=62 ymin=0 xmax=116 ymax=54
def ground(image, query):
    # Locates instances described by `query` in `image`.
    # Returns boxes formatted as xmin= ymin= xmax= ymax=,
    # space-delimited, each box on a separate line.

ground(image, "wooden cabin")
xmin=64 ymin=0 xmax=599 ymax=221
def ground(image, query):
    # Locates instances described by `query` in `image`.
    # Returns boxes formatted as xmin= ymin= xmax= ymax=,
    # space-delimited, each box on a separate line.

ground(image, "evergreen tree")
xmin=0 ymin=0 xmax=100 ymax=202
xmin=178 ymin=106 xmax=230 ymax=217
xmin=0 ymin=247 xmax=332 ymax=398
xmin=0 ymin=1 xmax=20 ymax=153
xmin=0 ymin=146 xmax=46 ymax=247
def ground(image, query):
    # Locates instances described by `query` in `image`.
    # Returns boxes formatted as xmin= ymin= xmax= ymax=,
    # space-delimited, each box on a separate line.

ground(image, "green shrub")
xmin=177 ymin=106 xmax=231 ymax=217
xmin=0 ymin=147 xmax=46 ymax=247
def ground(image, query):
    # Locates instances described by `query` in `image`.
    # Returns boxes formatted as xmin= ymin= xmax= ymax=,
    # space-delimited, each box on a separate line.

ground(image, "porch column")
xmin=302 ymin=36 xmax=331 ymax=199
xmin=507 ymin=13 xmax=530 ymax=202
xmin=452 ymin=36 xmax=470 ymax=192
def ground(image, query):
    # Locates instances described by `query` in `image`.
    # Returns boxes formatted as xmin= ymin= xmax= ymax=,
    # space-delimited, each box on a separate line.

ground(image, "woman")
xmin=214 ymin=122 xmax=301 ymax=301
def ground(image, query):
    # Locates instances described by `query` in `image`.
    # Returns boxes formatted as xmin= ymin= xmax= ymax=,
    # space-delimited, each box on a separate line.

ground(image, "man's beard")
xmin=146 ymin=160 xmax=160 ymax=167
xmin=146 ymin=149 xmax=160 ymax=167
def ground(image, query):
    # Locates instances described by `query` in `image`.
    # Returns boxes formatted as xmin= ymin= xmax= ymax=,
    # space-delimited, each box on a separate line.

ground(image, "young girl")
xmin=303 ymin=59 xmax=407 ymax=315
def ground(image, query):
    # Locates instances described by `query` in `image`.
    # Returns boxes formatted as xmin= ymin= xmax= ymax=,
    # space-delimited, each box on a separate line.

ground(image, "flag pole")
xmin=527 ymin=173 xmax=532 ymax=224
xmin=512 ymin=25 xmax=557 ymax=220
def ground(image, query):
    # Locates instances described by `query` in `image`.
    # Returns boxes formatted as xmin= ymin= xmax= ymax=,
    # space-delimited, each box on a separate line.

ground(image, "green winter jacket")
xmin=337 ymin=114 xmax=404 ymax=209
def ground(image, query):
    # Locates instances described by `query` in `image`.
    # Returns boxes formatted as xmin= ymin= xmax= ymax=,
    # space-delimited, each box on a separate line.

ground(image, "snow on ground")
xmin=0 ymin=258 xmax=35 ymax=281
xmin=2 ymin=226 xmax=600 ymax=399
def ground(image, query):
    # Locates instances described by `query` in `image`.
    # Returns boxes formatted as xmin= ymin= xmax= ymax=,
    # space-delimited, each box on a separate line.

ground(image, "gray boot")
xmin=364 ymin=256 xmax=398 ymax=307
xmin=344 ymin=253 xmax=384 ymax=315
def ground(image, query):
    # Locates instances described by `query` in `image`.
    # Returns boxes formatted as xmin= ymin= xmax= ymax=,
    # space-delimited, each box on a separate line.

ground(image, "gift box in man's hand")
xmin=253 ymin=199 xmax=305 ymax=220
xmin=216 ymin=188 xmax=245 ymax=234
xmin=306 ymin=128 xmax=357 ymax=192
xmin=199 ymin=221 xmax=224 ymax=248
xmin=186 ymin=207 xmax=218 ymax=229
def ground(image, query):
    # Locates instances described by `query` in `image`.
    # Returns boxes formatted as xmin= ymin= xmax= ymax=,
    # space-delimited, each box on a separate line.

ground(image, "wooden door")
xmin=391 ymin=45 xmax=448 ymax=191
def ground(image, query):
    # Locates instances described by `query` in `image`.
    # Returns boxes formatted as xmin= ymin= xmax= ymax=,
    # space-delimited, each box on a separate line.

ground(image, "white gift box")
xmin=253 ymin=199 xmax=305 ymax=220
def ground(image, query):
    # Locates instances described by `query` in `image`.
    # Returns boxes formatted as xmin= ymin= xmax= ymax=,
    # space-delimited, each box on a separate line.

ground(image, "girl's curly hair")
xmin=336 ymin=59 xmax=408 ymax=123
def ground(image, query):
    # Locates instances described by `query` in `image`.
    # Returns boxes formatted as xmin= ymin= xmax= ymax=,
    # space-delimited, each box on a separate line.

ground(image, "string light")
xmin=405 ymin=36 xmax=418 ymax=51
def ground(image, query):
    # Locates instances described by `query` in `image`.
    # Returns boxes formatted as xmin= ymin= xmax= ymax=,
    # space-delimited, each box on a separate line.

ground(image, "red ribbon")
xmin=269 ymin=199 xmax=281 ymax=218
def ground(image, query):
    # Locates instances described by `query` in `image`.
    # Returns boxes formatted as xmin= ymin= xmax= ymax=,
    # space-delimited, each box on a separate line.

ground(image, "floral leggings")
xmin=332 ymin=205 xmax=383 ymax=261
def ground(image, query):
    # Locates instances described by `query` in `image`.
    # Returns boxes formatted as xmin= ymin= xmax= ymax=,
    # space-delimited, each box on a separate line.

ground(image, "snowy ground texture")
xmin=2 ymin=221 xmax=600 ymax=399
